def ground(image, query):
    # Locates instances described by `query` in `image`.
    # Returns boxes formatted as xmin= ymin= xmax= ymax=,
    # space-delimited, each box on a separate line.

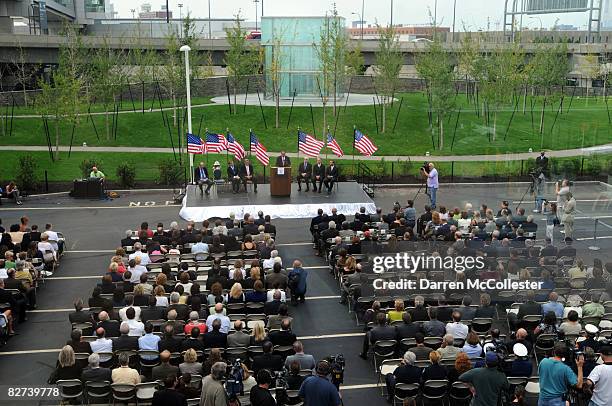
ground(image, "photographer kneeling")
xmin=299 ymin=360 xmax=342 ymax=406
xmin=584 ymin=344 xmax=612 ymax=406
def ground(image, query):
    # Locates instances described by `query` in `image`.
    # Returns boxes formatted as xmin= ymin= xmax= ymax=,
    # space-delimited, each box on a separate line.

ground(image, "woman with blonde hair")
xmin=227 ymin=282 xmax=245 ymax=304
xmin=387 ymin=299 xmax=406 ymax=322
xmin=343 ymin=256 xmax=357 ymax=275
xmin=250 ymin=323 xmax=268 ymax=346
xmin=179 ymin=348 xmax=203 ymax=375
xmin=241 ymin=363 xmax=257 ymax=392
xmin=107 ymin=262 xmax=122 ymax=282
xmin=50 ymin=345 xmax=81 ymax=382
xmin=154 ymin=285 xmax=168 ymax=307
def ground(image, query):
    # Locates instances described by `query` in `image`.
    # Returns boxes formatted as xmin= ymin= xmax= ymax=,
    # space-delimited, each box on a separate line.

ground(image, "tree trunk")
xmin=172 ymin=93 xmax=177 ymax=127
xmin=540 ymin=96 xmax=547 ymax=136
xmin=381 ymin=97 xmax=386 ymax=133
xmin=22 ymin=89 xmax=28 ymax=108
xmin=522 ymin=85 xmax=527 ymax=114
xmin=275 ymin=90 xmax=280 ymax=128
xmin=439 ymin=114 xmax=444 ymax=150
xmin=322 ymin=101 xmax=327 ymax=138
xmin=54 ymin=118 xmax=60 ymax=160
xmin=105 ymin=110 xmax=110 ymax=140
xmin=234 ymin=86 xmax=238 ymax=115
xmin=492 ymin=111 xmax=497 ymax=141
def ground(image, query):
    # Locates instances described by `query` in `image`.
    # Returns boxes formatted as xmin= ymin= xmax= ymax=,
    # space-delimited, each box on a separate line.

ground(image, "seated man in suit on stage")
xmin=312 ymin=157 xmax=325 ymax=193
xmin=194 ymin=162 xmax=214 ymax=196
xmin=227 ymin=160 xmax=241 ymax=194
xmin=240 ymin=158 xmax=258 ymax=193
xmin=276 ymin=151 xmax=291 ymax=167
xmin=324 ymin=160 xmax=339 ymax=194
xmin=297 ymin=157 xmax=312 ymax=192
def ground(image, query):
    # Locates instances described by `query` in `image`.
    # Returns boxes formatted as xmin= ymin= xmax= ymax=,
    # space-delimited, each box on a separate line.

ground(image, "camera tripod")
xmin=515 ymin=176 xmax=536 ymax=212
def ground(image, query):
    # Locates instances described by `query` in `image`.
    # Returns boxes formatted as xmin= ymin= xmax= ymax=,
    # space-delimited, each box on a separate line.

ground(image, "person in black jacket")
xmin=395 ymin=312 xmax=422 ymax=340
xmin=194 ymin=162 xmax=214 ymax=195
xmin=112 ymin=322 xmax=139 ymax=351
xmin=252 ymin=341 xmax=284 ymax=375
xmin=323 ymin=160 xmax=339 ymax=194
xmin=152 ymin=375 xmax=187 ymax=406
xmin=360 ymin=312 xmax=396 ymax=359
xmin=239 ymin=158 xmax=258 ymax=193
xmin=182 ymin=327 xmax=207 ymax=352
xmin=297 ymin=157 xmax=312 ymax=192
xmin=268 ymin=319 xmax=297 ymax=347
xmin=158 ymin=325 xmax=182 ymax=353
xmin=312 ymin=158 xmax=325 ymax=193
xmin=202 ymin=319 xmax=227 ymax=349
xmin=227 ymin=160 xmax=241 ymax=194
xmin=81 ymin=353 xmax=112 ymax=382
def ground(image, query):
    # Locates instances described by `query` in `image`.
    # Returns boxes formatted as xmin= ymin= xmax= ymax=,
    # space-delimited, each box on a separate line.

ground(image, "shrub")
xmin=79 ymin=159 xmax=103 ymax=178
xmin=16 ymin=154 xmax=38 ymax=192
xmin=158 ymin=158 xmax=184 ymax=187
xmin=115 ymin=162 xmax=136 ymax=188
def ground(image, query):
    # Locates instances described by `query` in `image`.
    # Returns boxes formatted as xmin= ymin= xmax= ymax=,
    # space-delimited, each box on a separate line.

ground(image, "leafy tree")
xmin=12 ymin=42 xmax=39 ymax=107
xmin=578 ymin=48 xmax=601 ymax=105
xmin=265 ymin=32 xmax=284 ymax=128
xmin=16 ymin=155 xmax=38 ymax=192
xmin=526 ymin=43 xmax=570 ymax=141
xmin=225 ymin=15 xmax=259 ymax=114
xmin=130 ymin=23 xmax=158 ymax=112
xmin=416 ymin=38 xmax=456 ymax=150
xmin=374 ymin=24 xmax=403 ymax=133
xmin=160 ymin=28 xmax=185 ymax=126
xmin=346 ymin=41 xmax=365 ymax=77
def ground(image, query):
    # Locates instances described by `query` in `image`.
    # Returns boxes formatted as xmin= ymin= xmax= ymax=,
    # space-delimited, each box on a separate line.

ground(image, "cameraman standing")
xmin=250 ymin=370 xmax=277 ymax=406
xmin=585 ymin=344 xmax=612 ymax=406
xmin=533 ymin=168 xmax=546 ymax=213
xmin=538 ymin=342 xmax=584 ymax=406
xmin=299 ymin=360 xmax=341 ymax=406
xmin=421 ymin=163 xmax=439 ymax=209
xmin=458 ymin=352 xmax=509 ymax=405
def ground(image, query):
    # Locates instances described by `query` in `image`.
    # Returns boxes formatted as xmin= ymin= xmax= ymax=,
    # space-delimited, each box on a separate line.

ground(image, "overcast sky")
xmin=113 ymin=0 xmax=593 ymax=30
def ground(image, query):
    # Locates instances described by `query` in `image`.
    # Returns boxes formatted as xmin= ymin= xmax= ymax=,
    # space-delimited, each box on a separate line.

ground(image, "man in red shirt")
xmin=184 ymin=311 xmax=206 ymax=335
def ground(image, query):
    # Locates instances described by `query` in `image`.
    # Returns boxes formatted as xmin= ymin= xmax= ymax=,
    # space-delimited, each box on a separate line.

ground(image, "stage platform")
xmin=179 ymin=182 xmax=376 ymax=221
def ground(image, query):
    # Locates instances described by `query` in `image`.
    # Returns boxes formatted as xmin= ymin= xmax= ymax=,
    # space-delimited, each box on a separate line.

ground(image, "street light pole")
xmin=208 ymin=0 xmax=212 ymax=40
xmin=178 ymin=3 xmax=184 ymax=38
xmin=166 ymin=0 xmax=169 ymax=24
xmin=254 ymin=0 xmax=259 ymax=31
xmin=390 ymin=0 xmax=393 ymax=27
xmin=361 ymin=0 xmax=365 ymax=40
xmin=351 ymin=12 xmax=363 ymax=41
xmin=180 ymin=45 xmax=194 ymax=182
xmin=452 ymin=0 xmax=457 ymax=42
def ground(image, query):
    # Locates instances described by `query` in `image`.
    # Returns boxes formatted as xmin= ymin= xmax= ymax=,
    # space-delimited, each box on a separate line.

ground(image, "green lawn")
xmin=1 ymin=151 xmax=608 ymax=184
xmin=1 ymin=92 xmax=610 ymax=156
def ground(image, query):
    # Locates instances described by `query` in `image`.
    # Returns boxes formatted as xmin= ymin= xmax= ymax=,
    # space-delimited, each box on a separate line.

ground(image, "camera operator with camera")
xmin=250 ymin=370 xmax=277 ymax=406
xmin=420 ymin=162 xmax=438 ymax=209
xmin=200 ymin=361 xmax=228 ymax=406
xmin=584 ymin=343 xmax=612 ymax=406
xmin=531 ymin=167 xmax=547 ymax=213
xmin=538 ymin=341 xmax=584 ymax=406
xmin=298 ymin=360 xmax=342 ymax=406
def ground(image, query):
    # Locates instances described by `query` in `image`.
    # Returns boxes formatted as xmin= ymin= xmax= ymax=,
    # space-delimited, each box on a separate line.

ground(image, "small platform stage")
xmin=179 ymin=182 xmax=376 ymax=221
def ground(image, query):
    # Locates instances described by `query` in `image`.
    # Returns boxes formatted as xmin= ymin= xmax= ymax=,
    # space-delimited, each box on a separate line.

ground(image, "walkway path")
xmin=2 ymin=144 xmax=611 ymax=162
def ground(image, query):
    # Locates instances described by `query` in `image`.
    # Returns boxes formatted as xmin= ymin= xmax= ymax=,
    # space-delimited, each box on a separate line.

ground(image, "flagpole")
xmin=326 ymin=126 xmax=330 ymax=160
xmin=249 ymin=129 xmax=253 ymax=158
xmin=226 ymin=128 xmax=230 ymax=165
xmin=352 ymin=126 xmax=356 ymax=177
xmin=296 ymin=127 xmax=300 ymax=161
xmin=180 ymin=45 xmax=194 ymax=184
xmin=205 ymin=128 xmax=209 ymax=170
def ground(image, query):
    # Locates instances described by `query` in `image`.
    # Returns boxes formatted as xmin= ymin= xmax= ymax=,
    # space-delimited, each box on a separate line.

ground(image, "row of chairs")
xmin=56 ymin=380 xmax=159 ymax=406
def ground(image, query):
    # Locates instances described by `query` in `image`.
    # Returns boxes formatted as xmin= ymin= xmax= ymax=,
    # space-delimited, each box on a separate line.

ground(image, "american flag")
xmin=204 ymin=133 xmax=228 ymax=153
xmin=354 ymin=129 xmax=378 ymax=156
xmin=326 ymin=133 xmax=344 ymax=157
xmin=187 ymin=133 xmax=204 ymax=154
xmin=298 ymin=131 xmax=324 ymax=157
xmin=250 ymin=131 xmax=269 ymax=166
xmin=227 ymin=133 xmax=246 ymax=160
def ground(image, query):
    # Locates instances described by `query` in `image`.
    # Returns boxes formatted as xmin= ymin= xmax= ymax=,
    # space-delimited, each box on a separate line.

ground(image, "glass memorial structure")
xmin=261 ymin=16 xmax=345 ymax=100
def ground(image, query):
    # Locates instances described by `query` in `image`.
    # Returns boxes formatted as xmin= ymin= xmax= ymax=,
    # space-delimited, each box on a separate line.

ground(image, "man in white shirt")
xmin=90 ymin=327 xmax=113 ymax=363
xmin=205 ymin=303 xmax=231 ymax=334
xmin=422 ymin=162 xmax=439 ymax=209
xmin=37 ymin=233 xmax=56 ymax=260
xmin=119 ymin=297 xmax=142 ymax=322
xmin=124 ymin=307 xmax=144 ymax=336
xmin=262 ymin=251 xmax=282 ymax=270
xmin=127 ymin=258 xmax=147 ymax=284
xmin=585 ymin=345 xmax=612 ymax=406
xmin=267 ymin=288 xmax=287 ymax=303
xmin=445 ymin=311 xmax=468 ymax=340
xmin=128 ymin=242 xmax=150 ymax=266
xmin=44 ymin=224 xmax=60 ymax=252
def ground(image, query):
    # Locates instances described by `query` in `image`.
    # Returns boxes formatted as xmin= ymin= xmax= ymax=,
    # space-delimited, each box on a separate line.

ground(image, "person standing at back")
xmin=298 ymin=360 xmax=342 ymax=406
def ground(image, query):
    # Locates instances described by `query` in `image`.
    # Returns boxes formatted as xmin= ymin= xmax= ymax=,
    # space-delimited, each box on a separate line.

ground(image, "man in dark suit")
xmin=151 ymin=351 xmax=180 ymax=381
xmin=264 ymin=290 xmax=283 ymax=315
xmin=276 ymin=151 xmax=291 ymax=167
xmin=252 ymin=341 xmax=284 ymax=374
xmin=268 ymin=319 xmax=297 ymax=347
xmin=96 ymin=311 xmax=120 ymax=338
xmin=360 ymin=313 xmax=396 ymax=359
xmin=297 ymin=157 xmax=312 ymax=191
xmin=158 ymin=325 xmax=182 ymax=353
xmin=181 ymin=327 xmax=207 ymax=352
xmin=312 ymin=157 xmax=325 ymax=193
xmin=263 ymin=215 xmax=276 ymax=235
xmin=112 ymin=322 xmax=139 ymax=351
xmin=227 ymin=160 xmax=241 ymax=194
xmin=194 ymin=162 xmax=214 ymax=195
xmin=81 ymin=353 xmax=112 ymax=382
xmin=202 ymin=319 xmax=228 ymax=349
xmin=323 ymin=160 xmax=339 ymax=194
xmin=395 ymin=313 xmax=422 ymax=339
xmin=141 ymin=296 xmax=165 ymax=323
xmin=508 ymin=290 xmax=542 ymax=331
xmin=239 ymin=158 xmax=258 ymax=193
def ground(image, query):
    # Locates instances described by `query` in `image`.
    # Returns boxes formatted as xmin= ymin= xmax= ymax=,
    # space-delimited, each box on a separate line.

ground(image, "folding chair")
xmin=378 ymin=358 xmax=402 ymax=396
xmin=422 ymin=379 xmax=449 ymax=405
xmin=372 ymin=340 xmax=397 ymax=372
xmin=135 ymin=382 xmax=158 ymax=404
xmin=110 ymin=383 xmax=136 ymax=405
xmin=56 ymin=379 xmax=83 ymax=404
xmin=449 ymin=381 xmax=472 ymax=405
xmin=84 ymin=380 xmax=111 ymax=405
xmin=393 ymin=382 xmax=419 ymax=406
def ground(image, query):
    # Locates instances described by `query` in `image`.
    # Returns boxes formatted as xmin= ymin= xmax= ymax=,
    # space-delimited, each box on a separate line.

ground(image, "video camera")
xmin=325 ymin=354 xmax=345 ymax=390
xmin=225 ymin=359 xmax=244 ymax=402
xmin=420 ymin=162 xmax=430 ymax=174
xmin=273 ymin=369 xmax=289 ymax=405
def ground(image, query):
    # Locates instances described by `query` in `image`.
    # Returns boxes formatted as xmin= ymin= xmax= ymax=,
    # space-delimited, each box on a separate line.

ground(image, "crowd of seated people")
xmin=309 ymin=199 xmax=612 ymax=404
xmin=55 ymin=214 xmax=320 ymax=404
xmin=0 ymin=217 xmax=64 ymax=341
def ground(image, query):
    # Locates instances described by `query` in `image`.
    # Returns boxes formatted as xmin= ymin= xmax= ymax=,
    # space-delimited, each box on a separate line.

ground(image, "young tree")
xmin=265 ymin=32 xmax=284 ymax=128
xmin=90 ymin=38 xmax=128 ymax=139
xmin=12 ymin=42 xmax=39 ymax=107
xmin=416 ymin=38 xmax=456 ymax=150
xmin=345 ymin=40 xmax=365 ymax=77
xmin=527 ymin=43 xmax=570 ymax=138
xmin=330 ymin=9 xmax=347 ymax=117
xmin=225 ymin=14 xmax=259 ymax=114
xmin=374 ymin=24 xmax=403 ymax=133
xmin=313 ymin=13 xmax=334 ymax=135
xmin=130 ymin=24 xmax=156 ymax=112
xmin=161 ymin=27 xmax=185 ymax=126
xmin=579 ymin=49 xmax=601 ymax=105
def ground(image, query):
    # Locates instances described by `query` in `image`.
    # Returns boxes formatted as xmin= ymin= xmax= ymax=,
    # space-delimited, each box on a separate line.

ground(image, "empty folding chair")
xmin=110 ymin=383 xmax=136 ymax=405
xmin=422 ymin=379 xmax=449 ymax=405
xmin=56 ymin=379 xmax=84 ymax=404
xmin=449 ymin=381 xmax=472 ymax=406
xmin=372 ymin=340 xmax=397 ymax=372
xmin=84 ymin=380 xmax=111 ymax=405
xmin=393 ymin=382 xmax=419 ymax=406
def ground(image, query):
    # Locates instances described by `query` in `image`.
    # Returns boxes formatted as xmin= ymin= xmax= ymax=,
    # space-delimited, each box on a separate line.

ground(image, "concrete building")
xmin=346 ymin=25 xmax=450 ymax=41
xmin=0 ymin=0 xmax=114 ymax=34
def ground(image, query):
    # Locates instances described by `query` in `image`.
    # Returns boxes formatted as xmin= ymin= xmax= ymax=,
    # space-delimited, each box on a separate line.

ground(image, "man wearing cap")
xmin=194 ymin=162 xmax=214 ymax=196
xmin=538 ymin=341 xmax=584 ymax=406
xmin=509 ymin=343 xmax=533 ymax=377
xmin=227 ymin=160 xmax=241 ymax=194
xmin=579 ymin=324 xmax=601 ymax=353
xmin=212 ymin=161 xmax=222 ymax=181
xmin=459 ymin=351 xmax=509 ymax=405
xmin=585 ymin=344 xmax=612 ymax=406
xmin=298 ymin=360 xmax=341 ymax=406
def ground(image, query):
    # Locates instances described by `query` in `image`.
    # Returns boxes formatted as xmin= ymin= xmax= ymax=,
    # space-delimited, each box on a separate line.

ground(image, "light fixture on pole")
xmin=166 ymin=0 xmax=169 ymax=24
xmin=390 ymin=0 xmax=394 ymax=27
xmin=351 ymin=12 xmax=363 ymax=41
xmin=131 ymin=8 xmax=136 ymax=19
xmin=180 ymin=45 xmax=194 ymax=182
xmin=208 ymin=0 xmax=212 ymax=40
xmin=254 ymin=0 xmax=259 ymax=31
xmin=178 ymin=3 xmax=184 ymax=38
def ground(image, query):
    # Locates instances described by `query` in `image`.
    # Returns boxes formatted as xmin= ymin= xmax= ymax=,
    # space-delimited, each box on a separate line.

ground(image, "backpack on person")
xmin=288 ymin=270 xmax=301 ymax=291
